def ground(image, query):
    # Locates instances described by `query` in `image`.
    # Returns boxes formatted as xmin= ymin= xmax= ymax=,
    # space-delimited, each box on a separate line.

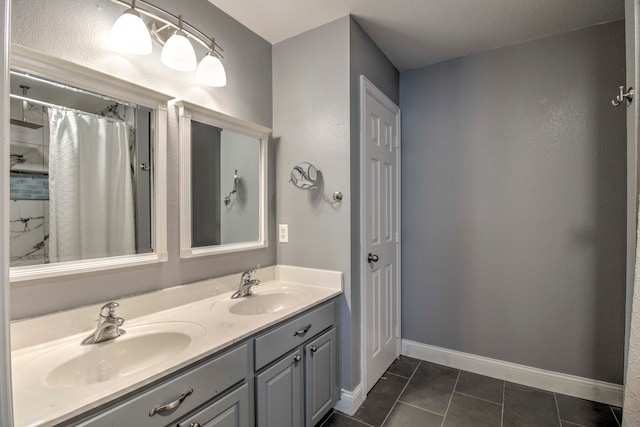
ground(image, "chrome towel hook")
xmin=612 ymin=86 xmax=634 ymax=106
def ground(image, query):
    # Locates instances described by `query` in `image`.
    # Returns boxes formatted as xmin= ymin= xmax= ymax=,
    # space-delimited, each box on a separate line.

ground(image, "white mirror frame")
xmin=175 ymin=100 xmax=270 ymax=258
xmin=9 ymin=45 xmax=169 ymax=283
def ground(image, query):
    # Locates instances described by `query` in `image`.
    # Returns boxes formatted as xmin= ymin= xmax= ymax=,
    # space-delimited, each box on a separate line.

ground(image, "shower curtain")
xmin=47 ymin=107 xmax=135 ymax=262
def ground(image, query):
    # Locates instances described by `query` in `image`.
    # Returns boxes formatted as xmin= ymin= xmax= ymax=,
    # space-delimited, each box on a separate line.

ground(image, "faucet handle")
xmin=100 ymin=301 xmax=120 ymax=318
xmin=241 ymin=268 xmax=257 ymax=281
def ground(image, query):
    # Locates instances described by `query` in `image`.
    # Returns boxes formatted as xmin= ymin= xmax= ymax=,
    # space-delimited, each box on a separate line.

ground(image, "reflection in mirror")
xmin=9 ymin=71 xmax=152 ymax=266
xmin=9 ymin=46 xmax=169 ymax=282
xmin=191 ymin=122 xmax=260 ymax=247
xmin=177 ymin=101 xmax=270 ymax=258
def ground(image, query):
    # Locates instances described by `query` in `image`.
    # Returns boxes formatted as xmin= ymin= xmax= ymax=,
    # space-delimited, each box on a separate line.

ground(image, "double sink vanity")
xmin=10 ymin=265 xmax=342 ymax=427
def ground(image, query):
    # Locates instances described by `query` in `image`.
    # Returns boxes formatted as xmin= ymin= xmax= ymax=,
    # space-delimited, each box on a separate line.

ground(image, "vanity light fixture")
xmin=110 ymin=0 xmax=227 ymax=86
xmin=160 ymin=16 xmax=197 ymax=72
xmin=196 ymin=40 xmax=227 ymax=88
xmin=110 ymin=1 xmax=152 ymax=55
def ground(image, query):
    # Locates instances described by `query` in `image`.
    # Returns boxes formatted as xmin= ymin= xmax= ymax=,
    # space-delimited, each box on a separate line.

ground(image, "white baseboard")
xmin=402 ymin=339 xmax=623 ymax=407
xmin=333 ymin=382 xmax=364 ymax=416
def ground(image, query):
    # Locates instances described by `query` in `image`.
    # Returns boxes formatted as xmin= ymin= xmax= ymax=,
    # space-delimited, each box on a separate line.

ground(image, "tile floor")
xmin=319 ymin=356 xmax=623 ymax=427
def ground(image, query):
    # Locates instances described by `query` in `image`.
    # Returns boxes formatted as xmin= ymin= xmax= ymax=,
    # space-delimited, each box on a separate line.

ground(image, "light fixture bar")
xmin=110 ymin=0 xmax=224 ymax=57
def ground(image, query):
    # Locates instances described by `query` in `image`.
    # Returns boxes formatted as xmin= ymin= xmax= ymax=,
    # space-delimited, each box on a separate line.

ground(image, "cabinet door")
xmin=305 ymin=328 xmax=338 ymax=426
xmin=176 ymin=383 xmax=249 ymax=427
xmin=255 ymin=350 xmax=303 ymax=427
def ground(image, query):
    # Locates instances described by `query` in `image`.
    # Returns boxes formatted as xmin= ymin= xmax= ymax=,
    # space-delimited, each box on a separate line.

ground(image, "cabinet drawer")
xmin=254 ymin=301 xmax=335 ymax=370
xmin=176 ymin=383 xmax=249 ymax=427
xmin=75 ymin=343 xmax=249 ymax=427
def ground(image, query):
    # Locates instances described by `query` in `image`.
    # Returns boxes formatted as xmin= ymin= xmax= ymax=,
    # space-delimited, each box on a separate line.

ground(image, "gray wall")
xmin=10 ymin=0 xmax=275 ymax=319
xmin=191 ymin=122 xmax=221 ymax=247
xmin=401 ymin=21 xmax=627 ymax=383
xmin=273 ymin=15 xmax=399 ymax=392
xmin=220 ymin=130 xmax=260 ymax=244
xmin=273 ymin=16 xmax=353 ymax=388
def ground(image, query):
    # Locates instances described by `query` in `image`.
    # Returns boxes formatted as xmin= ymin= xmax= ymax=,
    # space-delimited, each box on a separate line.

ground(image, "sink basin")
xmin=228 ymin=292 xmax=305 ymax=315
xmin=17 ymin=322 xmax=205 ymax=388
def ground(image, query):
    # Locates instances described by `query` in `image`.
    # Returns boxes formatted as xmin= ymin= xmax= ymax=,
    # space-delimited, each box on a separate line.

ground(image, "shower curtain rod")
xmin=9 ymin=94 xmax=128 ymax=124
xmin=10 ymin=70 xmax=137 ymax=108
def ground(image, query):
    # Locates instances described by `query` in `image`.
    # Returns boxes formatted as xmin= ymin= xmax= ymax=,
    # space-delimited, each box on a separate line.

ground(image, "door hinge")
xmin=395 ymin=232 xmax=400 ymax=243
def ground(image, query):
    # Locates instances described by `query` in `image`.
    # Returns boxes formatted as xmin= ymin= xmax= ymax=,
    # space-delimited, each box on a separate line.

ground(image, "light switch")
xmin=279 ymin=224 xmax=289 ymax=243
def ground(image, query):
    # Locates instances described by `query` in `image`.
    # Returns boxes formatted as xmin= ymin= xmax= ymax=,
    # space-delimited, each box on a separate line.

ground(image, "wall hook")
xmin=224 ymin=169 xmax=238 ymax=206
xmin=612 ymin=86 xmax=634 ymax=106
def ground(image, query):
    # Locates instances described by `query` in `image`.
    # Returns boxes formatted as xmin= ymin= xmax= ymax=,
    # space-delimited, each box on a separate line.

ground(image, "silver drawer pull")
xmin=190 ymin=423 xmax=201 ymax=427
xmin=294 ymin=324 xmax=312 ymax=336
xmin=294 ymin=353 xmax=302 ymax=362
xmin=149 ymin=388 xmax=193 ymax=416
xmin=310 ymin=345 xmax=318 ymax=353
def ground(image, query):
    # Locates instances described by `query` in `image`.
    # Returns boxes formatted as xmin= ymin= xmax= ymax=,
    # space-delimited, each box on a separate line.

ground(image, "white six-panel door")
xmin=361 ymin=76 xmax=401 ymax=394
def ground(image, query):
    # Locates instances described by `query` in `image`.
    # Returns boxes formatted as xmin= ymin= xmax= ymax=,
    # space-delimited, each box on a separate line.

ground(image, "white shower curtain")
xmin=47 ymin=107 xmax=135 ymax=262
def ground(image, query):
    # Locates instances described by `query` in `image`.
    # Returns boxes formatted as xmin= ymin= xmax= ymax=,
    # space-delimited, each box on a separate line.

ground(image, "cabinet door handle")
xmin=190 ymin=424 xmax=201 ymax=427
xmin=294 ymin=353 xmax=302 ymax=362
xmin=310 ymin=345 xmax=318 ymax=353
xmin=294 ymin=324 xmax=312 ymax=336
xmin=149 ymin=388 xmax=193 ymax=416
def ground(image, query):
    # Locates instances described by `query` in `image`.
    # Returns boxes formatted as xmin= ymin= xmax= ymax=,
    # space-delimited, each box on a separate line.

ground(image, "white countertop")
xmin=10 ymin=265 xmax=343 ymax=427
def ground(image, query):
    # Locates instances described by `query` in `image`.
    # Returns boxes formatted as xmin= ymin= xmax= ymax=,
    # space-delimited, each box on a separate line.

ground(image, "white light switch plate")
xmin=279 ymin=224 xmax=289 ymax=243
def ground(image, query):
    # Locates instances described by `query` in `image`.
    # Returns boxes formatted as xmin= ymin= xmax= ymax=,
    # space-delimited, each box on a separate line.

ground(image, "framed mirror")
xmin=9 ymin=46 xmax=169 ymax=282
xmin=176 ymin=101 xmax=270 ymax=258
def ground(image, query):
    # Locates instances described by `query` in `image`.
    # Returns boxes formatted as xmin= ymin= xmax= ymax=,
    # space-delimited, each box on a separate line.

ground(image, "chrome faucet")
xmin=231 ymin=268 xmax=260 ymax=299
xmin=81 ymin=302 xmax=126 ymax=345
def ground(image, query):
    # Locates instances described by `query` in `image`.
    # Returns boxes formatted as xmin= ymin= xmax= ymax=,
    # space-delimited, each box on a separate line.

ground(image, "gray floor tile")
xmin=443 ymin=392 xmax=502 ymax=427
xmin=322 ymin=412 xmax=372 ymax=427
xmin=611 ymin=406 xmax=622 ymax=426
xmin=503 ymin=382 xmax=561 ymax=427
xmin=382 ymin=402 xmax=442 ymax=427
xmin=353 ymin=374 xmax=408 ymax=427
xmin=398 ymin=361 xmax=459 ymax=415
xmin=454 ymin=371 xmax=504 ymax=404
xmin=386 ymin=356 xmax=420 ymax=378
xmin=555 ymin=394 xmax=619 ymax=427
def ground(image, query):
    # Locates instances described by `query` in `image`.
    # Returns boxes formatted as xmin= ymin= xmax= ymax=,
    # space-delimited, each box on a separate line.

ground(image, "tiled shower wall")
xmin=9 ymin=102 xmax=49 ymax=267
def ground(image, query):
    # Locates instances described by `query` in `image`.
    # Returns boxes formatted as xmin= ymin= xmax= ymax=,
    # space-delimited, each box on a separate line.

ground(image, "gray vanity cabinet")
xmin=254 ymin=300 xmax=339 ymax=427
xmin=70 ymin=344 xmax=250 ymax=427
xmin=255 ymin=349 xmax=304 ymax=427
xmin=65 ymin=298 xmax=339 ymax=427
xmin=305 ymin=328 xmax=338 ymax=426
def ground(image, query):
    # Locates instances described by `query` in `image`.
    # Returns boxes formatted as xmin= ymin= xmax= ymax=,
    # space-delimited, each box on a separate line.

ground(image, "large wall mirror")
xmin=9 ymin=46 xmax=169 ymax=282
xmin=176 ymin=101 xmax=269 ymax=257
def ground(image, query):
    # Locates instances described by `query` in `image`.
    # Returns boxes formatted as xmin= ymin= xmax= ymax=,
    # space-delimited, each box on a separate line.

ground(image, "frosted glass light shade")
xmin=111 ymin=9 xmax=152 ymax=55
xmin=196 ymin=54 xmax=227 ymax=87
xmin=161 ymin=31 xmax=197 ymax=71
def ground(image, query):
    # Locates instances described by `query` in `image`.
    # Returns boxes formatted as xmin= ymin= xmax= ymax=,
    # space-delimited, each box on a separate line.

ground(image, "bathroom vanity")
xmin=10 ymin=265 xmax=342 ymax=427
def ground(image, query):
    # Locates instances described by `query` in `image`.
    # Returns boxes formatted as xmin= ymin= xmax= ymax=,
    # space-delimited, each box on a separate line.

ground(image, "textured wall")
xmin=273 ymin=16 xmax=352 ymax=388
xmin=220 ymin=131 xmax=260 ymax=244
xmin=400 ymin=21 xmax=626 ymax=383
xmin=10 ymin=0 xmax=274 ymax=319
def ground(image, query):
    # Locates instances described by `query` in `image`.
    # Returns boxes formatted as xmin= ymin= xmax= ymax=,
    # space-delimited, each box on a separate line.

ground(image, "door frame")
xmin=359 ymin=75 xmax=402 ymax=394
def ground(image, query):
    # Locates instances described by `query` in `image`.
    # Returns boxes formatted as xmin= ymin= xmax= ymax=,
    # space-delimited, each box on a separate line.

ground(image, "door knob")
xmin=367 ymin=253 xmax=379 ymax=263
